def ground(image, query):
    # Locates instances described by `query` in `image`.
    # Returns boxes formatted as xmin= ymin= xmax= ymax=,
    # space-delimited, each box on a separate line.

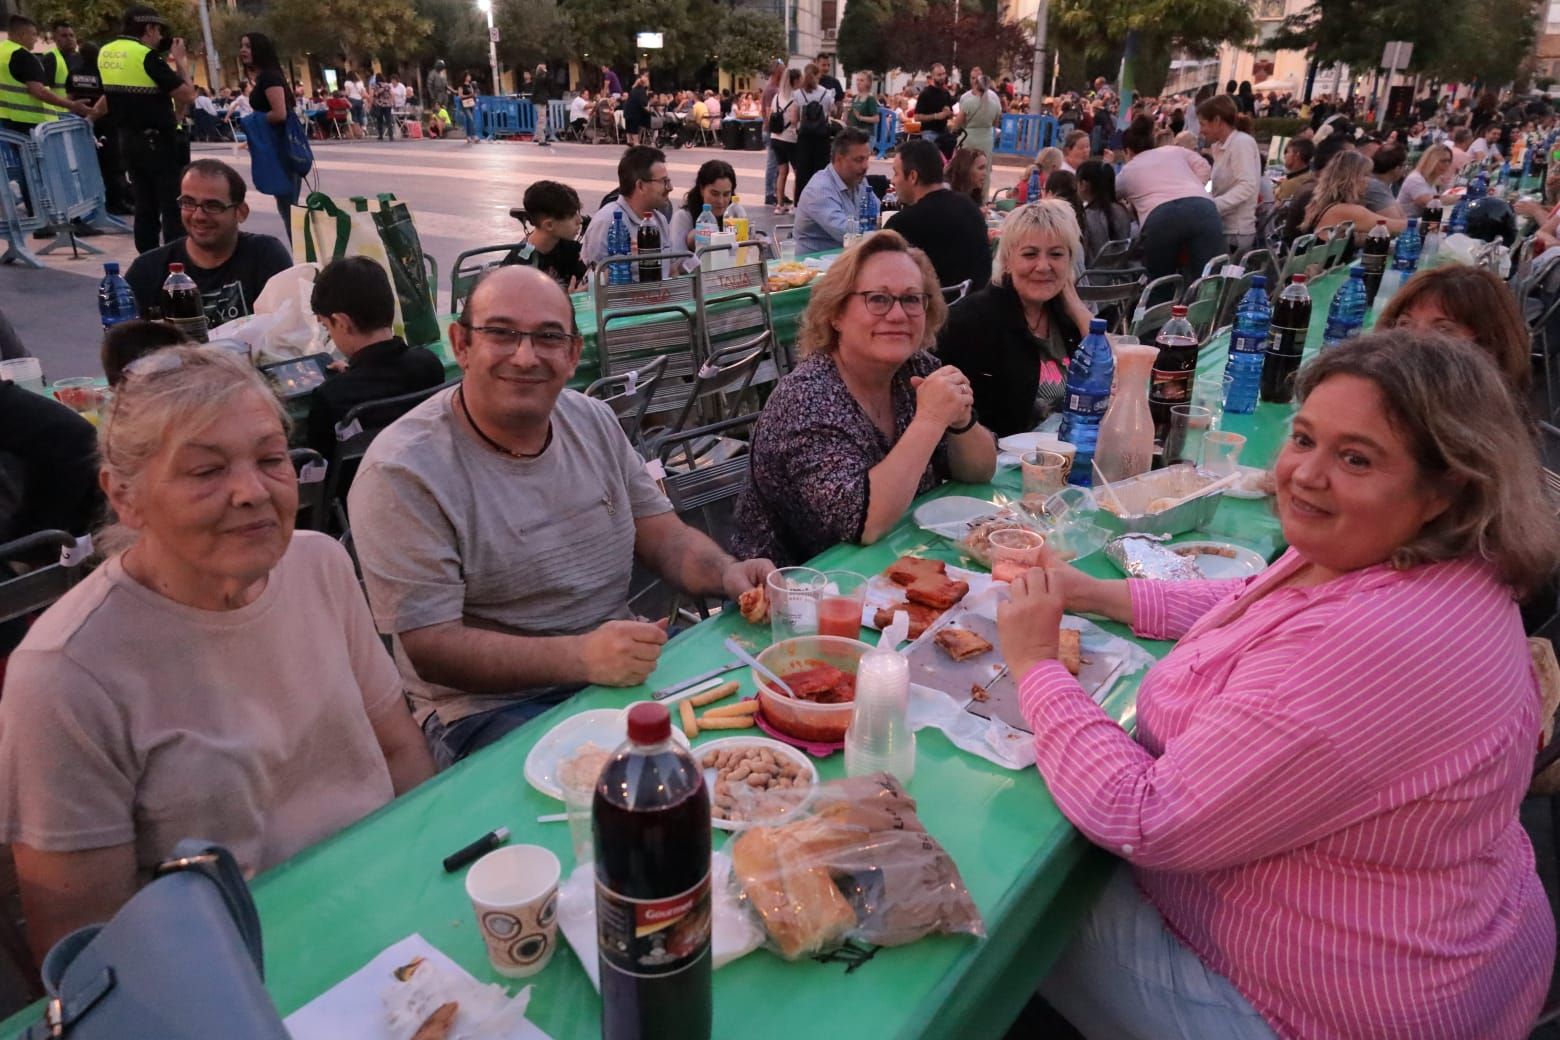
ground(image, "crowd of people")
xmin=4 ymin=20 xmax=1560 ymax=1036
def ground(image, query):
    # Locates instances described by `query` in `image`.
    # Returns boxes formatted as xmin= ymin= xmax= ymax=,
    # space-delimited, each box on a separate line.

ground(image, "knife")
xmin=652 ymin=660 xmax=744 ymax=700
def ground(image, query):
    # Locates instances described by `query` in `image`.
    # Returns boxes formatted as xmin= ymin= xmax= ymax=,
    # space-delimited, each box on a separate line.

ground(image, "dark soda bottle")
xmin=594 ymin=702 xmax=712 ymax=1040
xmin=1422 ymin=197 xmax=1443 ymax=236
xmin=1360 ymin=221 xmax=1390 ymax=306
xmin=637 ymin=222 xmax=662 ymax=282
xmin=1148 ymin=304 xmax=1198 ymax=462
xmin=1261 ymin=274 xmax=1311 ymax=404
xmin=161 ymin=262 xmax=209 ymax=343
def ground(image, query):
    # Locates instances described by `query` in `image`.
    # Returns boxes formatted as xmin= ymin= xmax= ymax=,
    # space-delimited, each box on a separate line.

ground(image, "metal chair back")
xmin=592 ymin=250 xmax=701 ymax=414
xmin=1216 ymin=270 xmax=1262 ymax=331
xmin=1075 ymin=280 xmax=1142 ymax=334
xmin=1092 ymin=239 xmax=1133 ymax=270
xmin=1130 ymin=300 xmax=1178 ymax=342
xmin=1181 ymin=274 xmax=1229 ymax=337
xmin=1200 ymin=253 xmax=1230 ymax=278
xmin=290 ymin=448 xmax=330 ymax=532
xmin=449 ymin=243 xmax=527 ymax=314
xmin=655 ymin=413 xmax=757 ymax=522
xmin=694 ymin=241 xmax=782 ymax=375
xmin=0 ymin=529 xmax=90 ymax=626
xmin=655 ymin=339 xmax=768 ymax=445
xmin=585 ymin=354 xmax=670 ymax=453
xmin=1239 ymin=247 xmax=1278 ymax=286
xmin=941 ymin=279 xmax=973 ymax=304
xmin=1137 ymin=273 xmax=1184 ymax=311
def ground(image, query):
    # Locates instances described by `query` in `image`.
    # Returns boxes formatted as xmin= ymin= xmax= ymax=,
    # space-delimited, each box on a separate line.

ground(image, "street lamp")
xmin=477 ymin=0 xmax=501 ymax=96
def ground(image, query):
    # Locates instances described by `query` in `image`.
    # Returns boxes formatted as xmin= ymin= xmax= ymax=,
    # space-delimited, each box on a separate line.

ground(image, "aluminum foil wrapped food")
xmin=1104 ymin=533 xmax=1205 ymax=580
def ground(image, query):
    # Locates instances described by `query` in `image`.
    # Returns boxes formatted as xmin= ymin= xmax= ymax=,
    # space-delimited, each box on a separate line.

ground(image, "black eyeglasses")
xmin=849 ymin=291 xmax=930 ymax=316
xmin=176 ymin=196 xmax=240 ymax=215
xmin=460 ymin=324 xmax=576 ymax=352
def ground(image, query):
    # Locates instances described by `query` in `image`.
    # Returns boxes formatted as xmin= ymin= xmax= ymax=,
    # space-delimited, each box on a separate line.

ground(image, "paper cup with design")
xmin=465 ymin=844 xmax=561 ymax=978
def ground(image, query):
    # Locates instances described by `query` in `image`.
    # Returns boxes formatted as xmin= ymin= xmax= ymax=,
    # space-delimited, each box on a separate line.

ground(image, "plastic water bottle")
xmin=97 ymin=261 xmax=138 ymax=329
xmin=1392 ymin=217 xmax=1421 ymax=272
xmin=858 ymin=186 xmax=880 ymax=234
xmin=1223 ymin=276 xmax=1270 ymax=415
xmin=1322 ymin=268 xmax=1367 ymax=349
xmin=1027 ymin=166 xmax=1041 ymax=202
xmin=693 ymin=203 xmax=718 ymax=254
xmin=1469 ymin=170 xmax=1488 ymax=201
xmin=606 ymin=210 xmax=632 ymax=285
xmin=1447 ymin=192 xmax=1470 ymax=235
xmin=1057 ymin=317 xmax=1114 ymax=486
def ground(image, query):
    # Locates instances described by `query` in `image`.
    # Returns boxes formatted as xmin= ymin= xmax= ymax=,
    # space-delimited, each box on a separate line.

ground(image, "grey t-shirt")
xmin=348 ymin=387 xmax=672 ymax=724
xmin=1363 ymin=177 xmax=1398 ymax=215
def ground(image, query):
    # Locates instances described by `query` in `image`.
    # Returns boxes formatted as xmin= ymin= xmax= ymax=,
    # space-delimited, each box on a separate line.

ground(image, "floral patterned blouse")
xmin=732 ymin=350 xmax=949 ymax=566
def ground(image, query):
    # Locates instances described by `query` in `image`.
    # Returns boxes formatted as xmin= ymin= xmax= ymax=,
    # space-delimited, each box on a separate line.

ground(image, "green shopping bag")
xmin=293 ymin=192 xmax=440 ymax=347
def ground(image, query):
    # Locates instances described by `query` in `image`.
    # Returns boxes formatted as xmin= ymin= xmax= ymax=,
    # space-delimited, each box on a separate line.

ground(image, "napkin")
xmin=285 ymin=934 xmax=551 ymax=1040
xmin=556 ymin=853 xmax=763 ymax=991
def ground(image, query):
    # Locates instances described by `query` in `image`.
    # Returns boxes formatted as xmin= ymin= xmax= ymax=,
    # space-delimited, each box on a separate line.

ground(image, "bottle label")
xmin=1149 ymin=367 xmax=1193 ymax=406
xmin=1230 ymin=330 xmax=1267 ymax=357
xmin=1065 ymin=390 xmax=1109 ymax=416
xmin=597 ymin=872 xmax=711 ymax=979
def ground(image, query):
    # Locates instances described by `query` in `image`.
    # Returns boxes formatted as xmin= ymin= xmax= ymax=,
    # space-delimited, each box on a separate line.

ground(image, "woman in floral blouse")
xmin=732 ymin=231 xmax=997 ymax=566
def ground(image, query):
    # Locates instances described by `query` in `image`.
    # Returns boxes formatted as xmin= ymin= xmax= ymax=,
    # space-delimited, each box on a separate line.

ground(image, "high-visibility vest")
xmin=99 ymin=37 xmax=174 ymax=123
xmin=41 ymin=46 xmax=69 ymax=115
xmin=0 ymin=40 xmax=52 ymax=126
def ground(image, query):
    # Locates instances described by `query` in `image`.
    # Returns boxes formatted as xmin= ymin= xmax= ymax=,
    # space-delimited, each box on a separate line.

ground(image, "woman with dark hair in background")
xmin=1236 ymin=80 xmax=1256 ymax=115
xmin=239 ymin=32 xmax=297 ymax=234
xmin=1076 ymin=159 xmax=1132 ymax=266
xmin=1041 ymin=171 xmax=1087 ymax=247
xmin=946 ymin=147 xmax=991 ymax=209
xmin=669 ymin=159 xmax=741 ymax=268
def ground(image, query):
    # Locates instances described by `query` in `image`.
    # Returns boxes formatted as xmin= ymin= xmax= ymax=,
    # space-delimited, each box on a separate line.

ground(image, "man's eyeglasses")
xmin=641 ymin=176 xmax=674 ymax=189
xmin=849 ymin=291 xmax=931 ymax=317
xmin=461 ymin=323 xmax=577 ymax=352
xmin=177 ymin=196 xmax=240 ymax=215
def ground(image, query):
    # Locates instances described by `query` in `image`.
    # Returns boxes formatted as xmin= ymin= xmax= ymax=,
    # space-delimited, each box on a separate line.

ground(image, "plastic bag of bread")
xmin=727 ymin=773 xmax=983 ymax=959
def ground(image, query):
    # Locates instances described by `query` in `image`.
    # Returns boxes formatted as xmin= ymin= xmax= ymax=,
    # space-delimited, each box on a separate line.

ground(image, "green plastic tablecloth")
xmin=0 ymin=269 xmax=1351 ymax=1040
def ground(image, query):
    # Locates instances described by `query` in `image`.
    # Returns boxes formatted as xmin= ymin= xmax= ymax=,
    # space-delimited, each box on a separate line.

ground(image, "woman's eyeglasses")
xmin=849 ymin=291 xmax=931 ymax=317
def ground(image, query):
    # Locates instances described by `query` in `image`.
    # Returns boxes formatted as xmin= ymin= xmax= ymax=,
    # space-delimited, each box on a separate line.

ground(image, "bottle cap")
xmin=1251 ymin=275 xmax=1267 ymax=288
xmin=626 ymin=701 xmax=671 ymax=744
xmin=1292 ymin=274 xmax=1307 ymax=283
xmin=104 ymin=261 xmax=119 ymax=274
xmin=168 ymin=262 xmax=184 ymax=273
xmin=1170 ymin=304 xmax=1188 ymax=316
xmin=1088 ymin=318 xmax=1107 ymax=333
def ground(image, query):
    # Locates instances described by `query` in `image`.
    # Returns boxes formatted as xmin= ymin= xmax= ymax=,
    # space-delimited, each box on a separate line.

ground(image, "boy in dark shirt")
xmin=306 ymin=257 xmax=445 ymax=458
xmin=504 ymin=180 xmax=587 ymax=292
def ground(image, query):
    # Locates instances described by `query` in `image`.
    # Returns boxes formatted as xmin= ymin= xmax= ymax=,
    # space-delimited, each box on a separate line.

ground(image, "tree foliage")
xmin=840 ymin=0 xmax=1031 ymax=77
xmin=494 ymin=0 xmax=574 ymax=70
xmin=29 ymin=0 xmax=196 ymax=44
xmin=414 ymin=0 xmax=496 ymax=76
xmin=715 ymin=7 xmax=785 ymax=77
xmin=838 ymin=0 xmax=896 ymax=75
xmin=251 ymin=0 xmax=431 ymax=66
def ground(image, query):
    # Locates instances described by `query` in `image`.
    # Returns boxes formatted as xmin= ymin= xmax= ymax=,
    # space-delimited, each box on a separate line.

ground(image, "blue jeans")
xmin=1040 ymin=866 xmax=1276 ymax=1040
xmin=1140 ymin=195 xmax=1225 ymax=286
xmin=460 ymin=106 xmax=478 ymax=139
xmin=421 ymin=687 xmax=579 ymax=768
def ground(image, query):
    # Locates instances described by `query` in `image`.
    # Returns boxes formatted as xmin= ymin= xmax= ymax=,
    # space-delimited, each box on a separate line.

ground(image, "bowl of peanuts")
xmin=699 ymin=737 xmax=819 ymax=829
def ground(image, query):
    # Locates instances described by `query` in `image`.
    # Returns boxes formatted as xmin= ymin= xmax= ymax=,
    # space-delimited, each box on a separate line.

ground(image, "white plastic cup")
xmin=465 ymin=844 xmax=561 ymax=978
xmin=0 ymin=357 xmax=44 ymax=393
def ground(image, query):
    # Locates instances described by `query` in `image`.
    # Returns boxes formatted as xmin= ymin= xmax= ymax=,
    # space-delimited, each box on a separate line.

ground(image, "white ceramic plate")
xmin=525 ymin=707 xmax=691 ymax=801
xmin=1171 ymin=540 xmax=1267 ymax=579
xmin=913 ymin=496 xmax=1004 ymax=537
xmin=695 ymin=736 xmax=819 ymax=831
xmin=1223 ymin=465 xmax=1274 ymax=500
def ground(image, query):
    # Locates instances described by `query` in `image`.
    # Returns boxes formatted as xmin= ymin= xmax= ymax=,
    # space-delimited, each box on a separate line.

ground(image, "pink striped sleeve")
xmin=1017 ymin=591 xmax=1506 ymax=872
xmin=1127 ymin=577 xmax=1244 ymax=641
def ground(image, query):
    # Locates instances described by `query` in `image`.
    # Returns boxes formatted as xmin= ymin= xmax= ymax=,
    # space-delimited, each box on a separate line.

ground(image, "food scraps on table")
xmin=410 ymin=1002 xmax=458 ymax=1040
xmin=970 ymin=682 xmax=990 ymax=702
xmin=934 ymin=627 xmax=994 ymax=662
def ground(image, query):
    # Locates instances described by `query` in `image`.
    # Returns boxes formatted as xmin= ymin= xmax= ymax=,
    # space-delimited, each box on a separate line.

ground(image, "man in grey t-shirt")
xmin=349 ymin=266 xmax=775 ymax=763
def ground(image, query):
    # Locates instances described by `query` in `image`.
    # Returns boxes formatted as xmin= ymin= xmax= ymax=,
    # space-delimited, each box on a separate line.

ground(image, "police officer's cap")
xmin=123 ymin=5 xmax=167 ymax=34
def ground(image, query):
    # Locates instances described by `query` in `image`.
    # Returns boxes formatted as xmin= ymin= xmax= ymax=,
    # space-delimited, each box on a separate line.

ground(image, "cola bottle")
xmin=594 ymin=702 xmax=712 ymax=1040
xmin=161 ymin=263 xmax=209 ymax=343
xmin=1260 ymin=274 xmax=1311 ymax=404
xmin=1422 ymin=197 xmax=1443 ymax=236
xmin=1360 ymin=221 xmax=1390 ymax=306
xmin=637 ymin=222 xmax=662 ymax=282
xmin=1148 ymin=304 xmax=1199 ymax=459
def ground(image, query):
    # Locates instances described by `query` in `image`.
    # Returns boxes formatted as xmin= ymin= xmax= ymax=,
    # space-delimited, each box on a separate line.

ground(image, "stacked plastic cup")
xmin=844 ymin=616 xmax=916 ymax=784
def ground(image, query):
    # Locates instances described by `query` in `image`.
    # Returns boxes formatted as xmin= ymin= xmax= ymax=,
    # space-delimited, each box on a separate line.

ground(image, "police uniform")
xmin=39 ymin=46 xmax=74 ymax=116
xmin=0 ymin=38 xmax=53 ymax=133
xmin=99 ymin=31 xmax=187 ymax=252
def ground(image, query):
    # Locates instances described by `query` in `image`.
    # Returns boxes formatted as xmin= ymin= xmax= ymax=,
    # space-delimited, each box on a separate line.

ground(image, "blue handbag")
xmin=240 ymin=111 xmax=308 ymax=200
xmin=23 ymin=839 xmax=288 ymax=1039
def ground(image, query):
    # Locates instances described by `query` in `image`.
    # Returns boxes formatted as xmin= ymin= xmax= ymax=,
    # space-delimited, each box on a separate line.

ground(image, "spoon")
xmin=722 ymin=637 xmax=797 ymax=700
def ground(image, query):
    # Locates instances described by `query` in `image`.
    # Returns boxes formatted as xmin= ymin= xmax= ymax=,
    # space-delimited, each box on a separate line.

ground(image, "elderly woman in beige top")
xmin=0 ymin=347 xmax=434 ymax=961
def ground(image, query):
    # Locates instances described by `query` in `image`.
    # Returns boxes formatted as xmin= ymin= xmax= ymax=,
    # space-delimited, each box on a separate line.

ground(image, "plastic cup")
xmin=1020 ymin=449 xmax=1070 ymax=502
xmin=52 ymin=377 xmax=105 ymax=425
xmin=464 ymin=844 xmax=561 ymax=979
xmin=559 ymin=771 xmax=596 ymax=867
xmin=988 ymin=527 xmax=1046 ymax=568
xmin=1165 ymin=405 xmax=1213 ymax=467
xmin=779 ymin=239 xmax=797 ymax=262
xmin=1201 ymin=430 xmax=1246 ymax=477
xmin=0 ymin=357 xmax=44 ymax=393
xmin=767 ymin=566 xmax=827 ymax=643
xmin=817 ymin=570 xmax=868 ymax=639
xmin=1192 ymin=375 xmax=1232 ymax=432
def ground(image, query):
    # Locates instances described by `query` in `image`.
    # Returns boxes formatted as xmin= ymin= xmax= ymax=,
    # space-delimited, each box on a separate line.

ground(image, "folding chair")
xmin=0 ymin=529 xmax=89 ymax=626
xmin=652 ymin=340 xmax=768 ymax=447
xmin=1216 ymin=270 xmax=1261 ymax=332
xmin=653 ymin=412 xmax=758 ymax=621
xmin=1532 ymin=267 xmax=1560 ymax=426
xmin=289 ymin=448 xmax=329 ymax=532
xmin=1240 ymin=247 xmax=1278 ymax=287
xmin=1091 ymin=239 xmax=1133 ymax=270
xmin=323 ymin=380 xmax=458 ymax=532
xmin=695 ymin=240 xmax=783 ymax=376
xmin=449 ymin=243 xmax=528 ymax=314
xmin=1276 ymin=235 xmax=1315 ymax=293
xmin=585 ymin=354 xmax=669 ymax=455
xmin=1200 ymin=253 xmax=1230 ymax=278
xmin=1076 ymin=280 xmax=1142 ymax=335
xmin=1130 ymin=300 xmax=1178 ymax=342
xmin=593 ymin=250 xmax=702 ymax=417
xmin=941 ymin=279 xmax=973 ymax=304
xmin=1136 ymin=273 xmax=1184 ymax=311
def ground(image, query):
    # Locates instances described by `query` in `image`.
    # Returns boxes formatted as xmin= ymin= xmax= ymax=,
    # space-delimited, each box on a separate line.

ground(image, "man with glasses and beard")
xmin=123 ymin=159 xmax=291 ymax=327
xmin=348 ymin=265 xmax=776 ymax=765
xmin=581 ymin=145 xmax=674 ymax=273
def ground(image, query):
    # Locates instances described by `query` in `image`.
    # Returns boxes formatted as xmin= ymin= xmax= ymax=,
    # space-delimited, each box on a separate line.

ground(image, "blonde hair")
xmin=798 ymin=230 xmax=948 ymax=357
xmin=1304 ymin=150 xmax=1371 ymax=229
xmin=1294 ymin=330 xmax=1560 ymax=596
xmin=1414 ymin=142 xmax=1452 ymax=183
xmin=1035 ymin=147 xmax=1063 ymax=173
xmin=994 ymin=199 xmax=1083 ymax=281
xmin=98 ymin=346 xmax=290 ymax=555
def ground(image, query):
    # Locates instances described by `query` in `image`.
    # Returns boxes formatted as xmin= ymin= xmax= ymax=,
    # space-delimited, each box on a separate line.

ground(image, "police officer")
xmin=99 ymin=5 xmax=195 ymax=252
xmin=40 ymin=21 xmax=80 ymax=116
xmin=0 ymin=15 xmax=90 ymax=134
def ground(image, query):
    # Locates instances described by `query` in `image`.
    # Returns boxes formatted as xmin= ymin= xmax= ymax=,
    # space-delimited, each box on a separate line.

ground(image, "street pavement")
xmin=0 ymin=135 xmax=897 ymax=381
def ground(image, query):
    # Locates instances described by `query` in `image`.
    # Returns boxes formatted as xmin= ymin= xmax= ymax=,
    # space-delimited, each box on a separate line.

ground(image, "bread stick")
xmin=690 ymin=680 xmax=740 ymax=707
xmin=696 ymin=715 xmax=757 ymax=730
xmin=679 ymin=699 xmax=699 ymax=738
xmin=701 ymin=699 xmax=761 ymax=719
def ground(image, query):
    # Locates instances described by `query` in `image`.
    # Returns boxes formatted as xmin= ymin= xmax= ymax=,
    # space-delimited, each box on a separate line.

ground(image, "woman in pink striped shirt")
xmin=999 ymin=331 xmax=1560 ymax=1040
